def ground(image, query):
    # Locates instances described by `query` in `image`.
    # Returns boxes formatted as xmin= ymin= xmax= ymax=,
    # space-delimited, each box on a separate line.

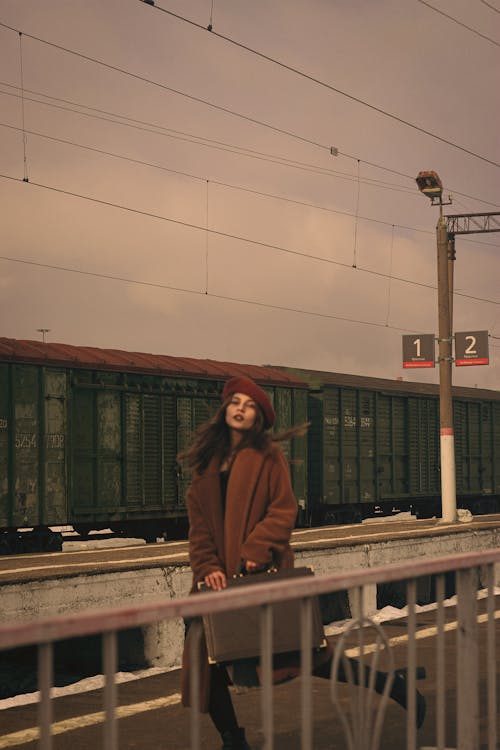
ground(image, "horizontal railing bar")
xmin=1 ymin=548 xmax=499 ymax=651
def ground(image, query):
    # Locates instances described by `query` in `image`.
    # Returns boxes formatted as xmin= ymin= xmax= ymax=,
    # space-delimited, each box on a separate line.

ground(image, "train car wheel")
xmin=140 ymin=523 xmax=160 ymax=544
xmin=30 ymin=529 xmax=63 ymax=553
xmin=44 ymin=531 xmax=63 ymax=552
xmin=351 ymin=511 xmax=363 ymax=524
xmin=323 ymin=509 xmax=338 ymax=526
xmin=165 ymin=520 xmax=188 ymax=540
xmin=73 ymin=526 xmax=91 ymax=540
xmin=0 ymin=532 xmax=17 ymax=555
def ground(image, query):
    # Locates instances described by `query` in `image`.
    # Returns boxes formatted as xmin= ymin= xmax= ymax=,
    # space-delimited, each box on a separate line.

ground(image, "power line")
xmin=2 ymin=85 xmax=500 ymax=213
xmin=1 ymin=172 xmax=498 ymax=306
xmin=3 ymin=80 xmax=419 ymax=191
xmin=1 ymin=18 xmax=499 ymax=172
xmin=0 ymin=254 xmax=417 ymax=334
xmin=138 ymin=3 xmax=500 ymax=169
xmin=0 ymin=88 xmax=419 ymax=195
xmin=479 ymin=0 xmax=500 ymax=13
xmin=2 ymin=81 xmax=499 ymax=209
xmin=18 ymin=33 xmax=28 ymax=182
xmin=0 ymin=20 xmax=328 ymax=152
xmin=0 ymin=120 xmax=431 ymax=229
xmin=0 ymin=120 xmax=495 ymax=254
xmin=211 ymin=179 xmax=499 ymax=249
xmin=1 ymin=118 xmax=498 ymax=250
xmin=416 ymin=0 xmax=500 ymax=47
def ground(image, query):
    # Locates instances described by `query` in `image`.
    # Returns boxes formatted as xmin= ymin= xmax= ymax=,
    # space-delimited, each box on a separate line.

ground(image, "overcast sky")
xmin=0 ymin=0 xmax=499 ymax=388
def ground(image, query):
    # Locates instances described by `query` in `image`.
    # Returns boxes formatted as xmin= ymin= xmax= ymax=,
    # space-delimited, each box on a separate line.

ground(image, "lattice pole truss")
xmin=446 ymin=212 xmax=500 ymax=236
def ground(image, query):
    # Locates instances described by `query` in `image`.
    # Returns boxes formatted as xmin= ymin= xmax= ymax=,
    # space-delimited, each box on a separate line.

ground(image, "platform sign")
xmin=455 ymin=330 xmax=489 ymax=366
xmin=402 ymin=334 xmax=435 ymax=368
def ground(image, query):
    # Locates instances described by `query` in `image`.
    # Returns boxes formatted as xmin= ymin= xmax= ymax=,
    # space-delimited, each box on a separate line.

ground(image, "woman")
xmin=180 ymin=376 xmax=425 ymax=750
xmin=180 ymin=376 xmax=301 ymax=749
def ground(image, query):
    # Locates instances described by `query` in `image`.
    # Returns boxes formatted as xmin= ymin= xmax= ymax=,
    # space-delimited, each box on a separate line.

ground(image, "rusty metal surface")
xmin=276 ymin=365 xmax=500 ymax=401
xmin=0 ymin=338 xmax=307 ymax=387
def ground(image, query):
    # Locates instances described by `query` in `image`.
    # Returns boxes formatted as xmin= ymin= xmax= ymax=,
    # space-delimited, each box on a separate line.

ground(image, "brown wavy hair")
xmin=177 ymin=397 xmax=309 ymax=474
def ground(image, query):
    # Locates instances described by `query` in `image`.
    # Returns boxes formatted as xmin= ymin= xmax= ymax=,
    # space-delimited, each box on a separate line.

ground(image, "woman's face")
xmin=225 ymin=392 xmax=257 ymax=432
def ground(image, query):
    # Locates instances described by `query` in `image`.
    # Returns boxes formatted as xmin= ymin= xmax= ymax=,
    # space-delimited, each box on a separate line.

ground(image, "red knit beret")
xmin=222 ymin=376 xmax=275 ymax=428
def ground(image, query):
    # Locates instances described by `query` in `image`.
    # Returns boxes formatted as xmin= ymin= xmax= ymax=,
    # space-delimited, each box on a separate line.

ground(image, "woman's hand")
xmin=245 ymin=560 xmax=259 ymax=573
xmin=204 ymin=570 xmax=227 ymax=591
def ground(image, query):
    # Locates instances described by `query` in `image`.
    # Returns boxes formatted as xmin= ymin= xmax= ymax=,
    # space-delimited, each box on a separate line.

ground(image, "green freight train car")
xmin=279 ymin=368 xmax=500 ymax=525
xmin=0 ymin=338 xmax=308 ymax=553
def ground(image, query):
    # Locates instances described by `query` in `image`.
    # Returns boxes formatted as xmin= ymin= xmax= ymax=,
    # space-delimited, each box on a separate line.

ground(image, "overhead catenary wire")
xmin=205 ymin=179 xmax=209 ymax=294
xmin=1 ymin=172 xmax=498 ymax=307
xmin=2 ymin=82 xmax=499 ymax=211
xmin=5 ymin=251 xmax=500 ymax=342
xmin=137 ymin=3 xmax=500 ymax=169
xmin=352 ymin=160 xmax=360 ymax=268
xmin=0 ymin=20 xmax=329 ymax=153
xmin=0 ymin=92 xmax=419 ymax=196
xmin=18 ymin=33 xmax=28 ymax=182
xmin=0 ymin=253 xmax=420 ymax=334
xmin=1 ymin=118 xmax=498 ymax=252
xmin=0 ymin=120 xmax=425 ymax=220
xmin=1 ymin=12 xmax=497 ymax=379
xmin=385 ymin=225 xmax=395 ymax=327
xmin=416 ymin=0 xmax=500 ymax=47
xmin=1 ymin=20 xmax=498 ymax=270
xmin=1 ymin=18 xmax=499 ymax=171
xmin=479 ymin=0 xmax=500 ymax=13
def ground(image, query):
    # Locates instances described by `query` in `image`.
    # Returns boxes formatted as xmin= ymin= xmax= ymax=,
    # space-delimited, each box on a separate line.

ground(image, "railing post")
xmin=189 ymin=620 xmax=203 ymax=750
xmin=456 ymin=567 xmax=479 ymax=750
xmin=300 ymin=597 xmax=312 ymax=750
xmin=261 ymin=604 xmax=274 ymax=750
xmin=357 ymin=586 xmax=365 ymax=748
xmin=103 ymin=631 xmax=118 ymax=750
xmin=435 ymin=573 xmax=446 ymax=750
xmin=406 ymin=579 xmax=417 ymax=750
xmin=38 ymin=641 xmax=53 ymax=750
xmin=486 ymin=564 xmax=497 ymax=750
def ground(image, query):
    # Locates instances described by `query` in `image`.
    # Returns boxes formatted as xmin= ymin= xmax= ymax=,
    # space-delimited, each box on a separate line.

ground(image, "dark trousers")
xmin=208 ymin=657 xmax=409 ymax=734
xmin=209 ymin=664 xmax=239 ymax=734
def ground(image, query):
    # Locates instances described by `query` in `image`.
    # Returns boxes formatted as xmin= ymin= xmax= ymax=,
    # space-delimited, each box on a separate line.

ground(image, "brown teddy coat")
xmin=181 ymin=443 xmax=298 ymax=710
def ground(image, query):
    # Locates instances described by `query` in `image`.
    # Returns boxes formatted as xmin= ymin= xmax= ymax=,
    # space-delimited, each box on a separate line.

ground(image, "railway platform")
xmin=1 ymin=514 xmax=500 ymax=679
xmin=1 ymin=587 xmax=498 ymax=749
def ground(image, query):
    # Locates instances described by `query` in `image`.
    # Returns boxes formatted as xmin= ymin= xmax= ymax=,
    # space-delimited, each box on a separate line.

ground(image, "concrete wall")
xmin=2 ymin=527 xmax=500 ymax=671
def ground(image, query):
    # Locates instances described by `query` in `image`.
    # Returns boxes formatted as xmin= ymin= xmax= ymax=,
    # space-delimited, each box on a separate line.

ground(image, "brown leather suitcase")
xmin=198 ymin=567 xmax=327 ymax=663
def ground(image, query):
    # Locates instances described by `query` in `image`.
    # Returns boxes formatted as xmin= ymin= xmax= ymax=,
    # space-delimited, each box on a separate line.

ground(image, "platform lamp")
xmin=416 ymin=171 xmax=456 ymax=523
xmin=36 ymin=328 xmax=50 ymax=344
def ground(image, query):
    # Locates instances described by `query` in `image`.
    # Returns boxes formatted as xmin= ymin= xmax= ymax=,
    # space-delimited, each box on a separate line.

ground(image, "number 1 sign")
xmin=402 ymin=334 xmax=435 ymax=368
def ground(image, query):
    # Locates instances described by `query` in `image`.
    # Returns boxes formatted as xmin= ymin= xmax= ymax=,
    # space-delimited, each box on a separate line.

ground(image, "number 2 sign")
xmin=455 ymin=331 xmax=489 ymax=366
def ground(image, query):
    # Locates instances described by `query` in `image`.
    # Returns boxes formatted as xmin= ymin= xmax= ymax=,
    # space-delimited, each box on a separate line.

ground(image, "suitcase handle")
xmin=234 ymin=563 xmax=278 ymax=579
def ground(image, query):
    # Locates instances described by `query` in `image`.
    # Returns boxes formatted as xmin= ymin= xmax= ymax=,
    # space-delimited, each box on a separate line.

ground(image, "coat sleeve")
xmin=240 ymin=449 xmax=297 ymax=567
xmin=187 ymin=482 xmax=225 ymax=585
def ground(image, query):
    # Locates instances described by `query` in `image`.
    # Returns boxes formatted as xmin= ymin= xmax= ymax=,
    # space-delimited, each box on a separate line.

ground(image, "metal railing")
xmin=0 ymin=549 xmax=498 ymax=750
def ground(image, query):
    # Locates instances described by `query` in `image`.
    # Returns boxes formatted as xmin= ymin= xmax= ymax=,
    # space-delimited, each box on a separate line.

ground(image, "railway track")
xmin=2 ymin=514 xmax=500 ymax=585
